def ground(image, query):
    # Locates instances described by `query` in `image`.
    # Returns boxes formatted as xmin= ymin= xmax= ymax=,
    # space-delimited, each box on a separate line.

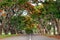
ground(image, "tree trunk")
xmin=54 ymin=18 xmax=60 ymax=35
xmin=57 ymin=19 xmax=60 ymax=35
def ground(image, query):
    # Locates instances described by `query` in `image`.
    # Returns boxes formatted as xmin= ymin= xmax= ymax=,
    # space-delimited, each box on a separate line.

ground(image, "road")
xmin=2 ymin=35 xmax=58 ymax=40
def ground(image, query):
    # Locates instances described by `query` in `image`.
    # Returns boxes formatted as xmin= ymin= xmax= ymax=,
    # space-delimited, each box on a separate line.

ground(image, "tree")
xmin=40 ymin=0 xmax=60 ymax=35
xmin=0 ymin=0 xmax=29 ymax=34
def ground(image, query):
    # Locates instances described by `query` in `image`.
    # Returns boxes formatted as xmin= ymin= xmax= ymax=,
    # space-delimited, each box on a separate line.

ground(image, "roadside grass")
xmin=43 ymin=34 xmax=55 ymax=36
xmin=0 ymin=34 xmax=17 ymax=39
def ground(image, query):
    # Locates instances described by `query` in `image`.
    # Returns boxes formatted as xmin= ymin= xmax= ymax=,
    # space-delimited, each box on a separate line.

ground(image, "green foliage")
xmin=0 ymin=0 xmax=60 ymax=34
xmin=47 ymin=25 xmax=52 ymax=31
xmin=17 ymin=0 xmax=28 ymax=4
xmin=3 ymin=0 xmax=12 ymax=2
xmin=43 ymin=1 xmax=60 ymax=19
xmin=10 ymin=16 xmax=25 ymax=30
xmin=25 ymin=28 xmax=33 ymax=34
xmin=0 ymin=0 xmax=28 ymax=7
xmin=0 ymin=1 xmax=15 ymax=7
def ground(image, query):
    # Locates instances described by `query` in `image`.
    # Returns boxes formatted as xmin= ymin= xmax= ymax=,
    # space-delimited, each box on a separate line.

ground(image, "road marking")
xmin=29 ymin=35 xmax=32 ymax=40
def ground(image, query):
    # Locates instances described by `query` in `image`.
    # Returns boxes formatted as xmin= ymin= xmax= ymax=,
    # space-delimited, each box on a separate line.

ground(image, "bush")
xmin=25 ymin=28 xmax=33 ymax=34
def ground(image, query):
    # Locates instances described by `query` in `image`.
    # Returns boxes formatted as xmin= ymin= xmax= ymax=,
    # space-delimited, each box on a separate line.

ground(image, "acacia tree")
xmin=0 ymin=0 xmax=60 ymax=35
xmin=39 ymin=0 xmax=60 ymax=35
xmin=0 ymin=0 xmax=29 ymax=34
xmin=30 ymin=0 xmax=60 ymax=35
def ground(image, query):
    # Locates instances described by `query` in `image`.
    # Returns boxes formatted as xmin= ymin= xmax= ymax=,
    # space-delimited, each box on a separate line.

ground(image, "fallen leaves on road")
xmin=49 ymin=35 xmax=60 ymax=39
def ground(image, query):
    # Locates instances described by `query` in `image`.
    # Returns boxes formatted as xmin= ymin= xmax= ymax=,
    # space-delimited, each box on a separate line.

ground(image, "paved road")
xmin=2 ymin=35 xmax=58 ymax=40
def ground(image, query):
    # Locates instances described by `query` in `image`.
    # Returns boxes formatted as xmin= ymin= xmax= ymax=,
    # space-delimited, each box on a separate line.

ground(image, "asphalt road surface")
xmin=2 ymin=35 xmax=58 ymax=40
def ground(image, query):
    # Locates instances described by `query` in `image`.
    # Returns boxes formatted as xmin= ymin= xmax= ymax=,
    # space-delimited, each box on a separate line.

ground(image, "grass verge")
xmin=0 ymin=34 xmax=17 ymax=39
